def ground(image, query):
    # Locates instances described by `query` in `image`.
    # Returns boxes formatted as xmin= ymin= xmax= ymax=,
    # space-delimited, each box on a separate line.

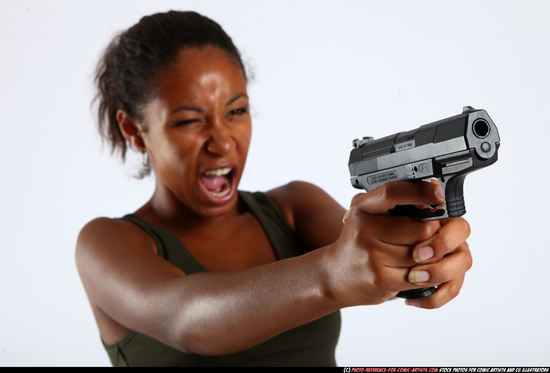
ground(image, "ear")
xmin=117 ymin=110 xmax=146 ymax=151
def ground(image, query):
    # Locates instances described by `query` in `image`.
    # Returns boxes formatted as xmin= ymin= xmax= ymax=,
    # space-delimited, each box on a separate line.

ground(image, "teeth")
xmin=204 ymin=167 xmax=232 ymax=176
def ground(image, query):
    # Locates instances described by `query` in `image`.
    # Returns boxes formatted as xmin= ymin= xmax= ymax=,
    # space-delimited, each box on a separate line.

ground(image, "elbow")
xmin=162 ymin=296 xmax=209 ymax=355
xmin=167 ymin=295 xmax=240 ymax=356
xmin=171 ymin=336 xmax=197 ymax=355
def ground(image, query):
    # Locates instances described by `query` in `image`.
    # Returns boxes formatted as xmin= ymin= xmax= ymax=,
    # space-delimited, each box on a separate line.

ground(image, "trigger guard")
xmin=389 ymin=205 xmax=446 ymax=220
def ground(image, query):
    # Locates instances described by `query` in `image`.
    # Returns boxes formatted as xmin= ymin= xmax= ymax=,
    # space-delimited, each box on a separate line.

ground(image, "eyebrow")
xmin=169 ymin=93 xmax=248 ymax=115
xmin=226 ymin=93 xmax=248 ymax=106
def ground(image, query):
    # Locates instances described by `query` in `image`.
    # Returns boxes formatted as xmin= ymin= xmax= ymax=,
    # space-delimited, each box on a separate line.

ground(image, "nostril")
xmin=206 ymin=136 xmax=236 ymax=154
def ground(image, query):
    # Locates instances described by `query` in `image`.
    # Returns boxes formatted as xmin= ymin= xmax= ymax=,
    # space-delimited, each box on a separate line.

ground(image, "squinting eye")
xmin=174 ymin=119 xmax=199 ymax=127
xmin=229 ymin=107 xmax=248 ymax=116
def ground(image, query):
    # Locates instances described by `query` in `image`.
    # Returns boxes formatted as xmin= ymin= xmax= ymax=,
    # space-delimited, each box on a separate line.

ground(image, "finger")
xmin=365 ymin=238 xmax=415 ymax=268
xmin=407 ymin=242 xmax=473 ymax=286
xmin=411 ymin=217 xmax=471 ymax=264
xmin=359 ymin=214 xmax=440 ymax=246
xmin=353 ymin=181 xmax=444 ymax=215
xmin=405 ymin=275 xmax=466 ymax=309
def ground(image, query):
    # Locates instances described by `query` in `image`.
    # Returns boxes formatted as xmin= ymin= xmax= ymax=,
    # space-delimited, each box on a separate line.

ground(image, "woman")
xmin=75 ymin=10 xmax=472 ymax=367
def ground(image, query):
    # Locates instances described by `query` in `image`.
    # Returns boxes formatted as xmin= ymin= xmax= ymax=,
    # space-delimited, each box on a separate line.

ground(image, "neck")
xmin=141 ymin=179 xmax=244 ymax=230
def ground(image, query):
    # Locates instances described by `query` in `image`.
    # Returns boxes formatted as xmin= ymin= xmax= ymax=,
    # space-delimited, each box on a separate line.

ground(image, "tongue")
xmin=200 ymin=174 xmax=228 ymax=192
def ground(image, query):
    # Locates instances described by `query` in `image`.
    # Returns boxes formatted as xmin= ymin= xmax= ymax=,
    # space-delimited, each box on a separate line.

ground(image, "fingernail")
xmin=409 ymin=270 xmax=430 ymax=283
xmin=413 ymin=246 xmax=434 ymax=263
xmin=435 ymin=186 xmax=444 ymax=201
xmin=342 ymin=210 xmax=351 ymax=224
xmin=406 ymin=299 xmax=421 ymax=307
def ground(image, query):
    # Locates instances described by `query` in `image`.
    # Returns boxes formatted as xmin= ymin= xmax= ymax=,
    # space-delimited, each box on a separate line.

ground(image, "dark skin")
xmin=75 ymin=46 xmax=472 ymax=356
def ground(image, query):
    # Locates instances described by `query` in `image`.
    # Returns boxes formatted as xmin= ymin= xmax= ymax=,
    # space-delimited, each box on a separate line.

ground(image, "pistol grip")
xmin=444 ymin=174 xmax=467 ymax=218
xmin=389 ymin=175 xmax=469 ymax=299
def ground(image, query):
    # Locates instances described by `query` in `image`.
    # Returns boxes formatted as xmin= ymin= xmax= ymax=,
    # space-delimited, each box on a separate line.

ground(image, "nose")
xmin=206 ymin=119 xmax=236 ymax=155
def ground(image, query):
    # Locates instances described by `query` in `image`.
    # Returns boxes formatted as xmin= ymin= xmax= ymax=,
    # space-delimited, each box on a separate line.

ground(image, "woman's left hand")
xmin=404 ymin=217 xmax=472 ymax=309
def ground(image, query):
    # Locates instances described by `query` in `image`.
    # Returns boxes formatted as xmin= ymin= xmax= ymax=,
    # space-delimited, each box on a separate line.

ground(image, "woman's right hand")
xmin=325 ymin=180 xmax=471 ymax=307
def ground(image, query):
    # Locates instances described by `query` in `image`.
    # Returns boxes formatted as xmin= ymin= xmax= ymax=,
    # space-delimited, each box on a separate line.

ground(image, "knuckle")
xmin=434 ymin=231 xmax=452 ymax=253
xmin=455 ymin=242 xmax=473 ymax=271
xmin=426 ymin=263 xmax=444 ymax=283
xmin=371 ymin=266 xmax=390 ymax=290
xmin=351 ymin=192 xmax=367 ymax=206
xmin=428 ymin=180 xmax=442 ymax=196
xmin=382 ymin=182 xmax=399 ymax=200
xmin=460 ymin=218 xmax=472 ymax=238
xmin=417 ymin=222 xmax=437 ymax=242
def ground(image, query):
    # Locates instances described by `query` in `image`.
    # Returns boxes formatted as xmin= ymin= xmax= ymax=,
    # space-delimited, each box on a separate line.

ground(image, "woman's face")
xmin=140 ymin=46 xmax=251 ymax=218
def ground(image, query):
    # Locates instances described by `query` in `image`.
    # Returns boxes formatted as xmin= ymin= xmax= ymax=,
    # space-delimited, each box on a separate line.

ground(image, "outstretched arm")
xmin=75 ymin=180 xmax=471 ymax=357
xmin=75 ymin=217 xmax=342 ymax=356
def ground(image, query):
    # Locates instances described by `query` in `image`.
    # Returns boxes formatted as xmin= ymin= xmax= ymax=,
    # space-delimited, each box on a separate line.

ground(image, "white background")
xmin=1 ymin=0 xmax=548 ymax=367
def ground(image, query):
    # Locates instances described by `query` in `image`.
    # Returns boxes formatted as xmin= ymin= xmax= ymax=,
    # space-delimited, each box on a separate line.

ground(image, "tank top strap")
xmin=238 ymin=190 xmax=305 ymax=259
xmin=117 ymin=190 xmax=305 ymax=275
xmin=117 ymin=214 xmax=208 ymax=275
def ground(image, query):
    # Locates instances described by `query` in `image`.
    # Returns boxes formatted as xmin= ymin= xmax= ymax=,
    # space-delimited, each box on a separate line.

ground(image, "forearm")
xmin=165 ymin=244 xmax=342 ymax=355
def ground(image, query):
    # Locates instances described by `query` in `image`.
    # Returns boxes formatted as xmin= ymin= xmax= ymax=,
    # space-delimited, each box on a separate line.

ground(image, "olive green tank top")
xmin=102 ymin=190 xmax=341 ymax=367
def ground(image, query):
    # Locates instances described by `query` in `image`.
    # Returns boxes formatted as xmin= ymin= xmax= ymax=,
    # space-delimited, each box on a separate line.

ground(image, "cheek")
xmin=149 ymin=134 xmax=198 ymax=176
xmin=236 ymin=121 xmax=252 ymax=152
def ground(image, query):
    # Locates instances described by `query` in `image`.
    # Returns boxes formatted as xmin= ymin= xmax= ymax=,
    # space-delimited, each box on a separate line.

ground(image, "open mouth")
xmin=198 ymin=166 xmax=236 ymax=202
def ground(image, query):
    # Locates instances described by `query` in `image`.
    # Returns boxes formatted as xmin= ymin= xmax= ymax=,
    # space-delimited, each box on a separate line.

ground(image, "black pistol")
xmin=348 ymin=106 xmax=501 ymax=299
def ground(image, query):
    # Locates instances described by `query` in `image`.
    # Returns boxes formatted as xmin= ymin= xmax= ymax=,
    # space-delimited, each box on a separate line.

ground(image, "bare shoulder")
xmin=76 ymin=216 xmax=133 ymax=246
xmin=75 ymin=216 xmax=153 ymax=259
xmin=266 ymin=180 xmax=343 ymax=213
xmin=265 ymin=181 xmax=325 ymax=228
xmin=74 ymin=216 xmax=189 ymax=349
xmin=74 ymin=216 xmax=159 ymax=293
xmin=265 ymin=181 xmax=345 ymax=249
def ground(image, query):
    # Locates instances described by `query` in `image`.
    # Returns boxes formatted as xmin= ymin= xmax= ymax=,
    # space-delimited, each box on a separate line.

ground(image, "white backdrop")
xmin=1 ymin=0 xmax=549 ymax=367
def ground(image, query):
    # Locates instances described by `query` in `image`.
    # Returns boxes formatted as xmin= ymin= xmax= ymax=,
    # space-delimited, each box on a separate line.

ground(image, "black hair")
xmin=93 ymin=10 xmax=247 ymax=178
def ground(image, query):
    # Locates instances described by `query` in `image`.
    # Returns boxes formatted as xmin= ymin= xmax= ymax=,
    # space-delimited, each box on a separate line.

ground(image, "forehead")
xmin=153 ymin=46 xmax=247 ymax=105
